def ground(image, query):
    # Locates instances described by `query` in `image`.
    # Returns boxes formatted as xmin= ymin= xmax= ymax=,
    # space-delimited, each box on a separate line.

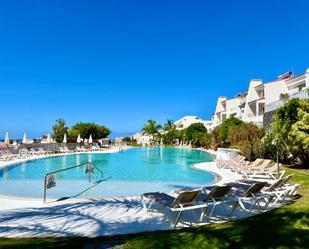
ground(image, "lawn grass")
xmin=0 ymin=168 xmax=308 ymax=249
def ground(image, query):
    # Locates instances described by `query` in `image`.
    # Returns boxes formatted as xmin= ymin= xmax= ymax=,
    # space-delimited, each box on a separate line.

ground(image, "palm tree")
xmin=163 ymin=119 xmax=175 ymax=132
xmin=162 ymin=119 xmax=178 ymax=145
xmin=142 ymin=120 xmax=162 ymax=143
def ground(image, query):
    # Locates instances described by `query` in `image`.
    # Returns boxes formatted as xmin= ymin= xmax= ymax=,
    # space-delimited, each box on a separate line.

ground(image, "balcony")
xmin=285 ymin=74 xmax=307 ymax=90
xmin=226 ymin=107 xmax=238 ymax=114
xmin=265 ymin=88 xmax=309 ymax=113
xmin=246 ymin=114 xmax=264 ymax=126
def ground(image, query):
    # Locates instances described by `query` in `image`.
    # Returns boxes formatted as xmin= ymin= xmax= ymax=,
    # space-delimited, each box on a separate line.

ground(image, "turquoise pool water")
xmin=0 ymin=147 xmax=215 ymax=199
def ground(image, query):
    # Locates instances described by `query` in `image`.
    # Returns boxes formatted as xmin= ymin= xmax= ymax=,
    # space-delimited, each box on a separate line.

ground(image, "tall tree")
xmin=162 ymin=119 xmax=177 ymax=144
xmin=163 ymin=119 xmax=175 ymax=132
xmin=141 ymin=120 xmax=162 ymax=142
xmin=228 ymin=123 xmax=265 ymax=161
xmin=52 ymin=118 xmax=69 ymax=143
xmin=184 ymin=123 xmax=210 ymax=148
xmin=218 ymin=117 xmax=243 ymax=143
xmin=69 ymin=122 xmax=110 ymax=141
xmin=272 ymin=98 xmax=309 ymax=166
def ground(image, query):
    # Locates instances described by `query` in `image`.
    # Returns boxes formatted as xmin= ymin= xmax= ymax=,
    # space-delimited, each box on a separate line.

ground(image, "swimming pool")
xmin=0 ymin=147 xmax=215 ymax=199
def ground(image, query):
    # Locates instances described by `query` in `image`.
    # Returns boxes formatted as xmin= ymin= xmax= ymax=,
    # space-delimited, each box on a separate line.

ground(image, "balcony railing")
xmin=265 ymin=88 xmax=308 ymax=113
xmin=246 ymin=114 xmax=264 ymax=125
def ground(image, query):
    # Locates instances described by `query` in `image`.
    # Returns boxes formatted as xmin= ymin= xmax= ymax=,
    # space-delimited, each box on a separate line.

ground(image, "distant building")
xmin=115 ymin=137 xmax=125 ymax=143
xmin=174 ymin=116 xmax=213 ymax=131
xmin=242 ymin=79 xmax=265 ymax=127
xmin=213 ymin=94 xmax=247 ymax=127
xmin=212 ymin=68 xmax=309 ymax=128
xmin=131 ymin=132 xmax=152 ymax=145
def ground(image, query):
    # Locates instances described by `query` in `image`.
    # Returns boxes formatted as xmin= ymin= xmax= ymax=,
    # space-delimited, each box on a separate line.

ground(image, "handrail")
xmin=43 ymin=162 xmax=103 ymax=203
xmin=44 ymin=163 xmax=86 ymax=176
xmin=91 ymin=164 xmax=104 ymax=178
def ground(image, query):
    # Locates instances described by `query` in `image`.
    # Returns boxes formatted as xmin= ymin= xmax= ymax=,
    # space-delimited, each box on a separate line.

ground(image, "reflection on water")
xmin=88 ymin=154 xmax=92 ymax=163
xmin=76 ymin=154 xmax=80 ymax=166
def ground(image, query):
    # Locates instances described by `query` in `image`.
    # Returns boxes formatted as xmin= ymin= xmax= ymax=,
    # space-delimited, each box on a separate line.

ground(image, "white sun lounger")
xmin=141 ymin=189 xmax=207 ymax=227
xmin=241 ymin=164 xmax=285 ymax=180
xmin=215 ymin=155 xmax=246 ymax=169
xmin=261 ymin=174 xmax=299 ymax=205
xmin=232 ymin=158 xmax=268 ymax=173
xmin=228 ymin=182 xmax=269 ymax=215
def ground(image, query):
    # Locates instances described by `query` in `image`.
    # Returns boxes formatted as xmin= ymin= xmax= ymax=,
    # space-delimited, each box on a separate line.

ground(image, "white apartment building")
xmin=242 ymin=79 xmax=265 ymax=127
xmin=213 ymin=68 xmax=309 ymax=128
xmin=131 ymin=132 xmax=152 ymax=145
xmin=213 ymin=94 xmax=247 ymax=127
xmin=174 ymin=116 xmax=213 ymax=131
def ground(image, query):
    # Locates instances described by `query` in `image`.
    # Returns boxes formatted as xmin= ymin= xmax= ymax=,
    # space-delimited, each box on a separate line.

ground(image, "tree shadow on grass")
xmin=116 ymin=207 xmax=309 ymax=249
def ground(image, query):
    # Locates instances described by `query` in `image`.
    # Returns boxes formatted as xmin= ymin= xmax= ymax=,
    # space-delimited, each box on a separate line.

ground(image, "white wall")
xmin=214 ymin=97 xmax=227 ymax=113
xmin=214 ymin=96 xmax=227 ymax=125
xmin=243 ymin=80 xmax=263 ymax=120
xmin=174 ymin=116 xmax=212 ymax=130
xmin=245 ymin=80 xmax=263 ymax=103
xmin=225 ymin=97 xmax=240 ymax=116
xmin=264 ymin=80 xmax=287 ymax=105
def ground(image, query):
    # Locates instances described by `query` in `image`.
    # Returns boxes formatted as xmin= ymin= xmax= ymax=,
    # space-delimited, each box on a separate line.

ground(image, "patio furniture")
xmin=241 ymin=164 xmax=285 ymax=180
xmin=141 ymin=189 xmax=205 ymax=227
xmin=215 ymin=155 xmax=246 ymax=169
xmin=261 ymin=174 xmax=299 ymax=205
xmin=38 ymin=148 xmax=47 ymax=155
xmin=0 ymin=150 xmax=12 ymax=161
xmin=29 ymin=148 xmax=40 ymax=156
xmin=63 ymin=146 xmax=73 ymax=153
xmin=173 ymin=185 xmax=232 ymax=221
xmin=231 ymin=158 xmax=266 ymax=172
xmin=76 ymin=146 xmax=87 ymax=152
xmin=59 ymin=146 xmax=70 ymax=153
xmin=18 ymin=149 xmax=29 ymax=159
xmin=236 ymin=159 xmax=272 ymax=174
xmin=228 ymin=181 xmax=269 ymax=215
xmin=198 ymin=185 xmax=232 ymax=221
xmin=0 ymin=150 xmax=18 ymax=161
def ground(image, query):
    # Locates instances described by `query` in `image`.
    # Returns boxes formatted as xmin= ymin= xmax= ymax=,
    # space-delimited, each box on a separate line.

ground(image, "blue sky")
xmin=0 ymin=0 xmax=309 ymax=138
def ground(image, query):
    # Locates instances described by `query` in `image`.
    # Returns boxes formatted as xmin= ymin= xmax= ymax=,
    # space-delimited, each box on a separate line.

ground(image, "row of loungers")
xmin=216 ymin=156 xmax=285 ymax=180
xmin=141 ymin=175 xmax=299 ymax=227
xmin=0 ymin=145 xmax=108 ymax=161
xmin=0 ymin=148 xmax=56 ymax=161
xmin=59 ymin=145 xmax=106 ymax=153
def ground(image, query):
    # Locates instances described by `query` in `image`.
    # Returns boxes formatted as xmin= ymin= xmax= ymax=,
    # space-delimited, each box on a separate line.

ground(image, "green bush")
xmin=52 ymin=119 xmax=110 ymax=143
xmin=211 ymin=126 xmax=225 ymax=150
xmin=228 ymin=123 xmax=265 ymax=160
xmin=161 ymin=120 xmax=178 ymax=145
xmin=272 ymin=98 xmax=309 ymax=166
xmin=218 ymin=118 xmax=243 ymax=142
xmin=184 ymin=123 xmax=211 ymax=148
xmin=52 ymin=118 xmax=69 ymax=143
xmin=141 ymin=120 xmax=161 ymax=143
xmin=69 ymin=122 xmax=110 ymax=141
xmin=262 ymin=132 xmax=290 ymax=163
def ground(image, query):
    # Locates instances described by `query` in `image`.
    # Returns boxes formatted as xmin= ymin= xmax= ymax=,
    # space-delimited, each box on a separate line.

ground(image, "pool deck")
xmin=0 ymin=148 xmax=277 ymax=238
